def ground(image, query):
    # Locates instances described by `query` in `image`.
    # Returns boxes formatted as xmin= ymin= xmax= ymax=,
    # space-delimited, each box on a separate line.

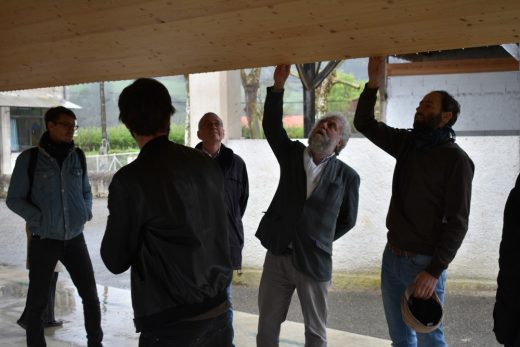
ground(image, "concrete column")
xmin=188 ymin=70 xmax=242 ymax=147
xmin=0 ymin=107 xmax=11 ymax=174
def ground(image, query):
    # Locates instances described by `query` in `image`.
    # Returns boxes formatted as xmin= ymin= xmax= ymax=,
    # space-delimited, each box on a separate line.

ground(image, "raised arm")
xmin=273 ymin=64 xmax=290 ymax=90
xmin=354 ymin=57 xmax=408 ymax=158
xmin=367 ymin=56 xmax=385 ymax=89
xmin=262 ymin=64 xmax=293 ymax=160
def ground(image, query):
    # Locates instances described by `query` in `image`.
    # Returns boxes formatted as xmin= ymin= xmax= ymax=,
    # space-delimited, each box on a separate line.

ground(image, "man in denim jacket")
xmin=7 ymin=106 xmax=103 ymax=347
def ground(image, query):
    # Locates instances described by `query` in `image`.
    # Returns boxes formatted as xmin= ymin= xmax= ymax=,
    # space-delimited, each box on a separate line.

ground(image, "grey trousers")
xmin=257 ymin=252 xmax=330 ymax=347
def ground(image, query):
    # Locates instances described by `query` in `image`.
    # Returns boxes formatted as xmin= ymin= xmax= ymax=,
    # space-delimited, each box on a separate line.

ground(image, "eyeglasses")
xmin=54 ymin=121 xmax=79 ymax=130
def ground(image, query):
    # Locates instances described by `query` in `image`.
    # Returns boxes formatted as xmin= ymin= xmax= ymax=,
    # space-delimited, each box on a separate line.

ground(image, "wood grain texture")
xmin=387 ymin=58 xmax=520 ymax=76
xmin=0 ymin=0 xmax=518 ymax=91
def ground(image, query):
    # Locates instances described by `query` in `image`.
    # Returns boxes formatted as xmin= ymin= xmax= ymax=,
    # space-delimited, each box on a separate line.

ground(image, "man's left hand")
xmin=413 ymin=271 xmax=438 ymax=299
xmin=273 ymin=64 xmax=290 ymax=89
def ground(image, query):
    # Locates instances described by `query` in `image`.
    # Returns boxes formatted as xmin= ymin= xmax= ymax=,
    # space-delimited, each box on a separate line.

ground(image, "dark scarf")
xmin=410 ymin=126 xmax=456 ymax=150
xmin=39 ymin=131 xmax=75 ymax=168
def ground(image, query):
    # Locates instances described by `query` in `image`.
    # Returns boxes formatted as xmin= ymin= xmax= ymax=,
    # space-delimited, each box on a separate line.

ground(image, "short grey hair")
xmin=317 ymin=112 xmax=351 ymax=155
xmin=198 ymin=112 xmax=222 ymax=130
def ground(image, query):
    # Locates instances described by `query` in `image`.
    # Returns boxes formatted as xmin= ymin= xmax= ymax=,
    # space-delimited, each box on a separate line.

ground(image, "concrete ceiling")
xmin=1 ymin=0 xmax=519 ymax=92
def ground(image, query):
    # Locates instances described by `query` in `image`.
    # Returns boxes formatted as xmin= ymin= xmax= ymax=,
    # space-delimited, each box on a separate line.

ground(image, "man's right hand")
xmin=413 ymin=271 xmax=438 ymax=299
xmin=367 ymin=56 xmax=385 ymax=89
xmin=273 ymin=64 xmax=291 ymax=89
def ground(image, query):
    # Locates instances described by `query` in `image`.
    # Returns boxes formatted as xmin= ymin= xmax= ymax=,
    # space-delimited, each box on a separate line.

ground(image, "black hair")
xmin=44 ymin=106 xmax=76 ymax=129
xmin=118 ymin=78 xmax=176 ymax=136
xmin=433 ymin=90 xmax=460 ymax=127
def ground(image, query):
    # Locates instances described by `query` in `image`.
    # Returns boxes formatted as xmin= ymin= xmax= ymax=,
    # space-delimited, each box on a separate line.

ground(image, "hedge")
xmin=75 ymin=124 xmax=185 ymax=154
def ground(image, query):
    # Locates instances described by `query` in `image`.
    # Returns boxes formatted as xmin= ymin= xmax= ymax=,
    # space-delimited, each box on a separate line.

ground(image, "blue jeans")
xmin=226 ymin=284 xmax=235 ymax=347
xmin=138 ymin=312 xmax=232 ymax=347
xmin=381 ymin=244 xmax=447 ymax=347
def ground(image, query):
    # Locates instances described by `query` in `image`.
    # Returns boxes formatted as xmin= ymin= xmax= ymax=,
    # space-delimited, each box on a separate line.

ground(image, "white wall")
xmin=188 ymin=70 xmax=242 ymax=147
xmin=387 ymin=71 xmax=520 ymax=132
xmin=228 ymin=136 xmax=519 ymax=280
xmin=0 ymin=107 xmax=11 ymax=174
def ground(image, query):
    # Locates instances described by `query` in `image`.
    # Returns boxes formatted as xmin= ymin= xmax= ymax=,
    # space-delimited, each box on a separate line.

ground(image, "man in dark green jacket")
xmin=354 ymin=57 xmax=474 ymax=347
xmin=256 ymin=65 xmax=360 ymax=347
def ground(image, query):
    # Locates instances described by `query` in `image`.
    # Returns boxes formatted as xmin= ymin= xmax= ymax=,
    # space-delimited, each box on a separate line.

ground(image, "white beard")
xmin=308 ymin=132 xmax=333 ymax=156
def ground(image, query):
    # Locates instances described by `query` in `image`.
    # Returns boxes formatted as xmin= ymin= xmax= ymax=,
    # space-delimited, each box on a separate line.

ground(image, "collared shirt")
xmin=303 ymin=147 xmax=333 ymax=199
xmin=201 ymin=145 xmax=221 ymax=159
xmin=286 ymin=147 xmax=333 ymax=251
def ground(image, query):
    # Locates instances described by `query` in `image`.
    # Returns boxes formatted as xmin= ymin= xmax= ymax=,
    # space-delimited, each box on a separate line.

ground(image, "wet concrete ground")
xmin=0 ymin=265 xmax=389 ymax=346
xmin=0 ymin=199 xmax=501 ymax=346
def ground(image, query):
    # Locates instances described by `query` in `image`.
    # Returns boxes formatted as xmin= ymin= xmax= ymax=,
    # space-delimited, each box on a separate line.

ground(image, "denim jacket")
xmin=6 ymin=146 xmax=92 ymax=240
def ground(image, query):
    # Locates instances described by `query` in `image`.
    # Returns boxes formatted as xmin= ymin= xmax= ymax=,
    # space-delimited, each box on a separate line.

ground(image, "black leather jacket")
xmin=101 ymin=136 xmax=232 ymax=332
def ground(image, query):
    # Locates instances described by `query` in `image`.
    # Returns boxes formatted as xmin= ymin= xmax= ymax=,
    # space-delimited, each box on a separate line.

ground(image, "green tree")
xmin=326 ymin=71 xmax=364 ymax=112
xmin=326 ymin=71 xmax=381 ymax=132
xmin=241 ymin=68 xmax=263 ymax=139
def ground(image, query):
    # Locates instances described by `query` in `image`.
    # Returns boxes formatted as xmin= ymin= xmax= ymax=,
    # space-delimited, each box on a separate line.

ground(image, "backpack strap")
xmin=75 ymin=147 xmax=87 ymax=179
xmin=27 ymin=147 xmax=39 ymax=200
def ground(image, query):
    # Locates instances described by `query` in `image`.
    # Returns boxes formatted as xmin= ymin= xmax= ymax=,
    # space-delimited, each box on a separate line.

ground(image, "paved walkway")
xmin=0 ymin=265 xmax=389 ymax=346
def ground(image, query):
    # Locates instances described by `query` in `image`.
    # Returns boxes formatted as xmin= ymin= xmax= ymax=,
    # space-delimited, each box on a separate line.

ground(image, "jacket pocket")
xmin=69 ymin=167 xmax=84 ymax=191
xmin=312 ymin=237 xmax=333 ymax=255
xmin=325 ymin=181 xmax=342 ymax=203
xmin=410 ymin=254 xmax=432 ymax=268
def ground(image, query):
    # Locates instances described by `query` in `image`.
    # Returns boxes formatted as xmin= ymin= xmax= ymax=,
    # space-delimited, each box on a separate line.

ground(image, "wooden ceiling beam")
xmin=387 ymin=58 xmax=520 ymax=76
xmin=0 ymin=0 xmax=519 ymax=91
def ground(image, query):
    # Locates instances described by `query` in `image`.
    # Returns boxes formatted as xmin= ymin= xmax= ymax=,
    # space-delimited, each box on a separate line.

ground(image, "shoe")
xmin=43 ymin=320 xmax=63 ymax=328
xmin=16 ymin=318 xmax=27 ymax=330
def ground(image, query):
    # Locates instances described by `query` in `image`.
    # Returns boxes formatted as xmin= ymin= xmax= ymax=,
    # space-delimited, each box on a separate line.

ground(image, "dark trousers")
xmin=138 ymin=312 xmax=232 ymax=347
xmin=20 ymin=272 xmax=59 ymax=325
xmin=504 ymin=334 xmax=520 ymax=347
xmin=26 ymin=233 xmax=103 ymax=347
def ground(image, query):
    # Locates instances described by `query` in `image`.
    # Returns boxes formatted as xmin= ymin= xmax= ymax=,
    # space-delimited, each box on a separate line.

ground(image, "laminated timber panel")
xmin=0 ymin=0 xmax=519 ymax=91
xmin=387 ymin=58 xmax=520 ymax=76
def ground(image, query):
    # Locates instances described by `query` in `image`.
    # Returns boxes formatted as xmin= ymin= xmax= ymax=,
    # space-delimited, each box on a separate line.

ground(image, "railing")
xmin=7 ymin=152 xmax=137 ymax=174
xmin=85 ymin=152 xmax=138 ymax=172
